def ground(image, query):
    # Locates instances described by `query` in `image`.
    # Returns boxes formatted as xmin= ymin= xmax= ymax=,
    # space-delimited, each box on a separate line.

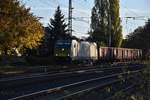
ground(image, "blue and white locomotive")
xmin=54 ymin=40 xmax=98 ymax=63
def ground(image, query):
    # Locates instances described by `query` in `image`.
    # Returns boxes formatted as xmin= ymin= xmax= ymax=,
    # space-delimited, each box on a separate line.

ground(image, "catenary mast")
xmin=68 ymin=0 xmax=73 ymax=36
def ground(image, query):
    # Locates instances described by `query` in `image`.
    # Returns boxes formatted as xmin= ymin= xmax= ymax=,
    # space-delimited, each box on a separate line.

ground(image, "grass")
xmin=0 ymin=65 xmax=27 ymax=75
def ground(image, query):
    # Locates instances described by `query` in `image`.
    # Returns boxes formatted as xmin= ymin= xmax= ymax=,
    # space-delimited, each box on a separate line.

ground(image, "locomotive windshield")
xmin=54 ymin=40 xmax=71 ymax=57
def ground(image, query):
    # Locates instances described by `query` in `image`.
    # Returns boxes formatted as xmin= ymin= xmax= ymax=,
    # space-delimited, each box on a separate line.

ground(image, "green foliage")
xmin=26 ymin=56 xmax=54 ymax=65
xmin=124 ymin=19 xmax=150 ymax=59
xmin=110 ymin=0 xmax=123 ymax=47
xmin=145 ymin=49 xmax=150 ymax=60
xmin=43 ymin=6 xmax=69 ymax=56
xmin=90 ymin=0 xmax=123 ymax=47
xmin=108 ymin=92 xmax=131 ymax=100
xmin=0 ymin=0 xmax=44 ymax=55
xmin=90 ymin=0 xmax=109 ymax=44
xmin=48 ymin=6 xmax=69 ymax=40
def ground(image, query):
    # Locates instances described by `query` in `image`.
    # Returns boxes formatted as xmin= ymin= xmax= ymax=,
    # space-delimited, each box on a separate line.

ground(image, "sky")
xmin=20 ymin=0 xmax=150 ymax=38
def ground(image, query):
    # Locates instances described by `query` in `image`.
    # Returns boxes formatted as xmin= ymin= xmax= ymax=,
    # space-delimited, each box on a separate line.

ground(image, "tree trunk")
xmin=4 ymin=48 xmax=8 ymax=55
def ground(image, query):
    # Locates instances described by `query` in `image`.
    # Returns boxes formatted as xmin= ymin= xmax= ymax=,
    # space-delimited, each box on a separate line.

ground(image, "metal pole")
xmin=68 ymin=0 xmax=73 ymax=37
xmin=108 ymin=0 xmax=111 ymax=47
xmin=108 ymin=14 xmax=111 ymax=47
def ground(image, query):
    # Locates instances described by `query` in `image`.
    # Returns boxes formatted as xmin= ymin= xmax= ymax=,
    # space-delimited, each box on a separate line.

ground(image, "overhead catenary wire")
xmin=20 ymin=0 xmax=91 ymax=37
xmin=121 ymin=3 xmax=149 ymax=35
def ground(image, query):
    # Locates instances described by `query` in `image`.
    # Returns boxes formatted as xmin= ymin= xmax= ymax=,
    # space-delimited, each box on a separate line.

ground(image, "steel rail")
xmin=0 ymin=67 xmax=102 ymax=82
xmin=54 ymin=74 xmax=140 ymax=100
xmin=1 ymin=63 xmax=144 ymax=83
xmin=9 ymin=70 xmax=142 ymax=100
xmin=56 ymin=79 xmax=121 ymax=100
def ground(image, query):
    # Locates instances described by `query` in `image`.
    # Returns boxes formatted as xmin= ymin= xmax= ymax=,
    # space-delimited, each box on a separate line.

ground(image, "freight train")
xmin=54 ymin=40 xmax=142 ymax=63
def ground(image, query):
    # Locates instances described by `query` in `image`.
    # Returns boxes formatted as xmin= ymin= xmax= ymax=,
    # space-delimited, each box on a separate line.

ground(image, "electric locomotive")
xmin=54 ymin=39 xmax=79 ymax=62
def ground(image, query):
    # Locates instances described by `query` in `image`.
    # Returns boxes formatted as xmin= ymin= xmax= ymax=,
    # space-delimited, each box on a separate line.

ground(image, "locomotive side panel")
xmin=77 ymin=42 xmax=91 ymax=60
xmin=90 ymin=43 xmax=98 ymax=60
xmin=71 ymin=40 xmax=79 ymax=60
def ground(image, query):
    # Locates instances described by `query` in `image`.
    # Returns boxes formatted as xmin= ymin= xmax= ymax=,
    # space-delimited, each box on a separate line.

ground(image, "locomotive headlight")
xmin=68 ymin=54 xmax=70 ymax=56
xmin=62 ymin=48 xmax=65 ymax=51
xmin=56 ymin=54 xmax=58 ymax=56
xmin=128 ymin=71 xmax=130 ymax=74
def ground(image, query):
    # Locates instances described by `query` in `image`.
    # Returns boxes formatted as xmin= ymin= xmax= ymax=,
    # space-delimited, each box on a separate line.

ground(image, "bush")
xmin=145 ymin=49 xmax=150 ymax=60
xmin=0 ymin=56 xmax=27 ymax=66
xmin=26 ymin=56 xmax=54 ymax=65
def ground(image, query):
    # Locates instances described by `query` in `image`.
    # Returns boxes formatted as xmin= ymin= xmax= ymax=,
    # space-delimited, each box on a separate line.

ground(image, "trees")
xmin=90 ymin=0 xmax=123 ymax=47
xmin=109 ymin=0 xmax=123 ymax=47
xmin=90 ymin=0 xmax=109 ymax=45
xmin=0 ymin=0 xmax=44 ymax=55
xmin=42 ymin=6 xmax=68 ymax=56
xmin=48 ymin=6 xmax=69 ymax=40
xmin=124 ymin=19 xmax=150 ymax=58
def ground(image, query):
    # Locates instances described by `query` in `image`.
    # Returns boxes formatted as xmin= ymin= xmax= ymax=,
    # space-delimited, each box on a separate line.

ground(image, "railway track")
xmin=0 ymin=62 xmax=145 ymax=82
xmin=0 ymin=67 xmax=120 ymax=99
xmin=0 ymin=62 xmax=144 ymax=79
xmin=9 ymin=70 xmax=142 ymax=100
xmin=0 ymin=63 xmax=145 ymax=100
xmin=0 ymin=64 xmax=144 ymax=90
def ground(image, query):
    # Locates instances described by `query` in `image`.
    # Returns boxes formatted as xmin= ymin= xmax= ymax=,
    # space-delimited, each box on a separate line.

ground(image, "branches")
xmin=0 ymin=0 xmax=44 ymax=55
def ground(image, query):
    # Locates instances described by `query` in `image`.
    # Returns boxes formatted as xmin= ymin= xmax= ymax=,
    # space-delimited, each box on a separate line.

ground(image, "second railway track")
xmin=9 ymin=70 xmax=143 ymax=100
xmin=0 ymin=63 xmax=146 ymax=100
